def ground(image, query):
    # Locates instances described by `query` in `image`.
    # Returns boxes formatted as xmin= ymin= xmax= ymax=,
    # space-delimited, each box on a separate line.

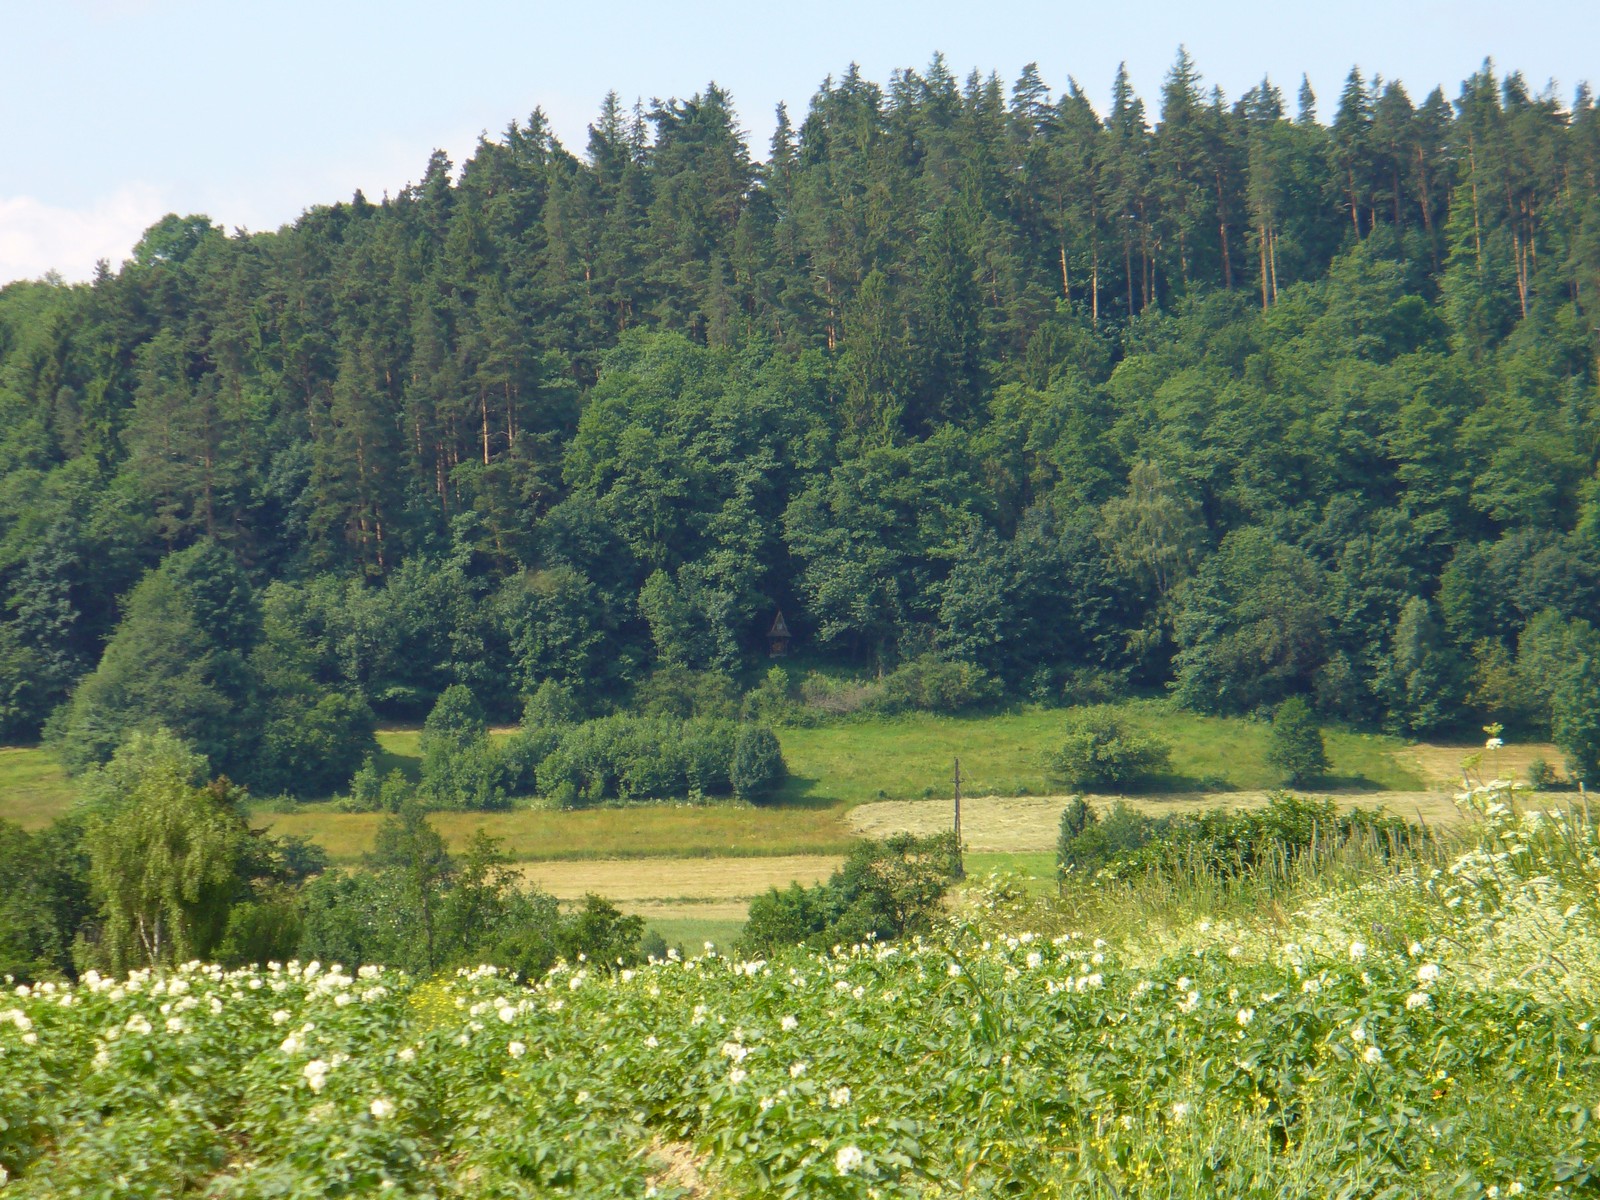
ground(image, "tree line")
xmin=2 ymin=50 xmax=1600 ymax=790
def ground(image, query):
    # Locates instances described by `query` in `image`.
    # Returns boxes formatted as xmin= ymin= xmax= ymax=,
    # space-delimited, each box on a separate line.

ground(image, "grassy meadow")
xmin=2 ymin=702 xmax=1427 ymax=849
xmin=0 ymin=747 xmax=75 ymax=830
xmin=259 ymin=801 xmax=854 ymax=864
xmin=775 ymin=700 xmax=1424 ymax=805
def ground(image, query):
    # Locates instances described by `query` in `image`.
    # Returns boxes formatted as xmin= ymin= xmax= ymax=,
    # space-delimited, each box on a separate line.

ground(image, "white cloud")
xmin=0 ymin=185 xmax=170 ymax=285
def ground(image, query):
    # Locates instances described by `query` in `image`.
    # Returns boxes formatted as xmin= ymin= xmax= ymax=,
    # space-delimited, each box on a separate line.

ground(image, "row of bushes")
xmin=745 ymin=656 xmax=1004 ymax=724
xmin=531 ymin=715 xmax=785 ymax=807
xmin=1057 ymin=794 xmax=1426 ymax=882
xmin=346 ymin=685 xmax=787 ymax=811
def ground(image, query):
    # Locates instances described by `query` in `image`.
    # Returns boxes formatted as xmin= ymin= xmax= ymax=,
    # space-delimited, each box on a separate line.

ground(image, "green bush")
xmin=1056 ymin=793 xmax=1426 ymax=883
xmin=682 ymin=721 xmax=739 ymax=797
xmin=419 ymin=686 xmax=511 ymax=810
xmin=797 ymin=671 xmax=885 ymax=717
xmin=740 ymin=666 xmax=796 ymax=723
xmin=740 ymin=832 xmax=957 ymax=955
xmin=424 ymin=684 xmax=488 ymax=747
xmin=1057 ymin=801 xmax=1156 ymax=877
xmin=633 ymin=666 xmax=740 ymax=720
xmin=499 ymin=727 xmax=560 ymax=797
xmin=617 ymin=722 xmax=691 ymax=800
xmin=343 ymin=758 xmax=413 ymax=813
xmin=534 ymin=715 xmax=775 ymax=806
xmin=521 ymin=678 xmax=582 ymax=728
xmin=883 ymin=653 xmax=1000 ymax=714
xmin=1265 ymin=696 xmax=1329 ymax=786
xmin=1059 ymin=666 xmax=1129 ymax=707
xmin=1048 ymin=706 xmax=1171 ymax=792
xmin=1526 ymin=757 xmax=1559 ymax=790
xmin=731 ymin=725 xmax=787 ymax=802
xmin=256 ymin=690 xmax=378 ymax=799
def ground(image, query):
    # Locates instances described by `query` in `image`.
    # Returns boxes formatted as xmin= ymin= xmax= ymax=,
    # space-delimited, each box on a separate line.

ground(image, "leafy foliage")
xmin=1049 ymin=706 xmax=1172 ymax=792
xmin=3 ymin=54 xmax=1599 ymax=781
xmin=1057 ymin=793 xmax=1423 ymax=881
xmin=3 ymin=787 xmax=1600 ymax=1196
xmin=1266 ymin=696 xmax=1329 ymax=785
xmin=742 ymin=832 xmax=959 ymax=955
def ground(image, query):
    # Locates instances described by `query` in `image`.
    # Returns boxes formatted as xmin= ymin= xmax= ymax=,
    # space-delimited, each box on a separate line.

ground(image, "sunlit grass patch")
xmin=0 ymin=745 xmax=76 ymax=829
xmin=257 ymin=802 xmax=854 ymax=864
xmin=776 ymin=700 xmax=1423 ymax=807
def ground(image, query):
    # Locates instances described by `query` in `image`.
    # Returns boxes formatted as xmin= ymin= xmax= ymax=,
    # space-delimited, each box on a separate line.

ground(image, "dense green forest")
xmin=3 ymin=51 xmax=1600 ymax=795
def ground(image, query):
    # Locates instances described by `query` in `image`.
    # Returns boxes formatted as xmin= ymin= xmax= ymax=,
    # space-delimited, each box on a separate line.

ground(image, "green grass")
xmin=642 ymin=916 xmax=747 ymax=955
xmin=5 ymin=701 xmax=1426 ymax=853
xmin=0 ymin=746 xmax=76 ymax=830
xmin=775 ymin=699 xmax=1423 ymax=806
xmin=963 ymin=851 xmax=1058 ymax=890
xmin=369 ymin=728 xmax=425 ymax=779
xmin=259 ymin=803 xmax=854 ymax=865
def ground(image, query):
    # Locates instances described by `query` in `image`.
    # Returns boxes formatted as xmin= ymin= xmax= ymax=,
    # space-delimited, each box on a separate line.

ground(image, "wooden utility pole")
xmin=952 ymin=757 xmax=965 ymax=880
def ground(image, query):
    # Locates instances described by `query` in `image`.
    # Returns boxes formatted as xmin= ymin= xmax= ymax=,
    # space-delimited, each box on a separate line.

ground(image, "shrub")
xmin=1266 ymin=696 xmax=1329 ymax=786
xmin=883 ymin=653 xmax=1000 ymax=714
xmin=419 ymin=686 xmax=510 ymax=810
xmin=1059 ymin=667 xmax=1128 ymax=707
xmin=499 ymin=727 xmax=560 ymax=797
xmin=534 ymin=715 xmax=768 ymax=807
xmin=424 ymin=684 xmax=488 ymax=749
xmin=343 ymin=758 xmax=412 ymax=813
xmin=421 ymin=737 xmax=511 ymax=811
xmin=1527 ymin=757 xmax=1559 ymax=790
xmin=1551 ymin=636 xmax=1600 ymax=785
xmin=256 ymin=690 xmax=378 ymax=799
xmin=1049 ymin=706 xmax=1171 ymax=792
xmin=536 ymin=717 xmax=628 ymax=805
xmin=798 ymin=671 xmax=884 ymax=716
xmin=731 ymin=725 xmax=786 ymax=802
xmin=740 ymin=832 xmax=957 ymax=955
xmin=1056 ymin=793 xmax=1426 ymax=883
xmin=521 ymin=679 xmax=582 ymax=728
xmin=1057 ymin=801 xmax=1156 ymax=877
xmin=617 ymin=722 xmax=690 ymax=800
xmin=682 ymin=721 xmax=739 ymax=797
xmin=634 ymin=666 xmax=740 ymax=720
xmin=740 ymin=666 xmax=796 ymax=723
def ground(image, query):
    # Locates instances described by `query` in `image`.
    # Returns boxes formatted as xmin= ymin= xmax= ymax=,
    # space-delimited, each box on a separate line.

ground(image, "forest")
xmin=2 ymin=50 xmax=1600 ymax=797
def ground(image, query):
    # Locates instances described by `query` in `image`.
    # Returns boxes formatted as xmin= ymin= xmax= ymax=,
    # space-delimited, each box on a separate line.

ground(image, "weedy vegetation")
xmin=4 ymin=774 xmax=1600 ymax=1197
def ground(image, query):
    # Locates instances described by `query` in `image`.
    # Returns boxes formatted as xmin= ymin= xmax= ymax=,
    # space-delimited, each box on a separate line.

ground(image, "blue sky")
xmin=3 ymin=0 xmax=1595 ymax=283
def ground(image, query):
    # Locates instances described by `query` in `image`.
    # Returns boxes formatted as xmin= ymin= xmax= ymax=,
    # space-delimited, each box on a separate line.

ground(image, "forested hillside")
xmin=3 ymin=52 xmax=1599 ymax=793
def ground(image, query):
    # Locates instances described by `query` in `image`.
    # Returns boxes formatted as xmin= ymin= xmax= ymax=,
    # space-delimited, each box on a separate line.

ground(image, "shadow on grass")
xmin=1116 ymin=771 xmax=1394 ymax=801
xmin=768 ymin=773 xmax=839 ymax=810
xmin=1312 ymin=773 xmax=1389 ymax=792
xmin=372 ymin=745 xmax=422 ymax=782
xmin=1136 ymin=772 xmax=1232 ymax=795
